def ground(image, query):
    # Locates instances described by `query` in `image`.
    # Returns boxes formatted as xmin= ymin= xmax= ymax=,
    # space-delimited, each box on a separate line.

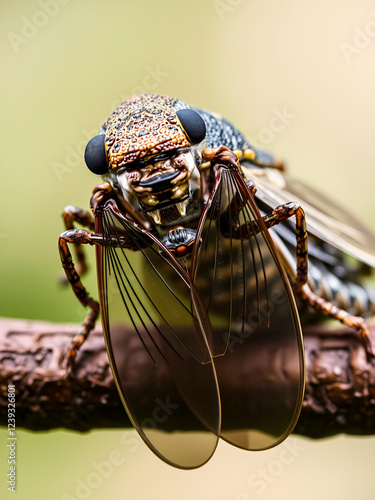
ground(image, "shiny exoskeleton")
xmin=59 ymin=93 xmax=375 ymax=469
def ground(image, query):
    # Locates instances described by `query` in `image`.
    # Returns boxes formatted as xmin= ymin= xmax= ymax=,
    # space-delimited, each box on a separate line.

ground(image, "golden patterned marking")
xmin=103 ymin=94 xmax=190 ymax=169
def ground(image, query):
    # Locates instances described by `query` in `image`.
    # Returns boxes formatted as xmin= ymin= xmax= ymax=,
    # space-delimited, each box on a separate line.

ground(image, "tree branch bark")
xmin=0 ymin=317 xmax=374 ymax=436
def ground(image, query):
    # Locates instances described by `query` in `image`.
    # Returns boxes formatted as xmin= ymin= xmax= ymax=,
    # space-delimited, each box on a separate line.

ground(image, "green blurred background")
xmin=1 ymin=1 xmax=375 ymax=499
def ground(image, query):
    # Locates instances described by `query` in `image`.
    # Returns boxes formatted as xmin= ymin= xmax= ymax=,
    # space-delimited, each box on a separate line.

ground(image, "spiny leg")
xmin=263 ymin=202 xmax=374 ymax=357
xmin=59 ymin=228 xmax=100 ymax=369
xmin=61 ymin=206 xmax=95 ymax=278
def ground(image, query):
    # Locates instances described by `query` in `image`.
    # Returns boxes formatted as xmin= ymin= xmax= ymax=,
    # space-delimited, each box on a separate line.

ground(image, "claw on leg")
xmin=297 ymin=284 xmax=375 ymax=359
xmin=65 ymin=305 xmax=99 ymax=374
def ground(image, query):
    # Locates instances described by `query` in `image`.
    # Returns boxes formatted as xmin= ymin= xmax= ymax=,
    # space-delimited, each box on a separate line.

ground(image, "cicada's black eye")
xmin=177 ymin=109 xmax=206 ymax=145
xmin=84 ymin=134 xmax=108 ymax=175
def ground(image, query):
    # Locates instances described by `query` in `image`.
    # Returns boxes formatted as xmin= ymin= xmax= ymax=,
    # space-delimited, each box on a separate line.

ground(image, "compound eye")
xmin=84 ymin=134 xmax=108 ymax=175
xmin=177 ymin=109 xmax=206 ymax=145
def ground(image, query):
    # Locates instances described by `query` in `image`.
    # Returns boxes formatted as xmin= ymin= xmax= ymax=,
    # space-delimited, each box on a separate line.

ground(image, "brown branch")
xmin=0 ymin=317 xmax=374 ymax=436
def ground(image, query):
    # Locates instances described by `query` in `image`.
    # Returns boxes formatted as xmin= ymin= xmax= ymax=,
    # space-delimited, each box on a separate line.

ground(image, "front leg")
xmin=59 ymin=183 xmax=115 ymax=368
xmin=61 ymin=206 xmax=95 ymax=278
xmin=61 ymin=182 xmax=115 ymax=279
xmin=59 ymin=229 xmax=100 ymax=368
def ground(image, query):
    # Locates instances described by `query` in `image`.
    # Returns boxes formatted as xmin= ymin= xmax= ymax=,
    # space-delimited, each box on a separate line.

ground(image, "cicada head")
xmin=84 ymin=94 xmax=206 ymax=225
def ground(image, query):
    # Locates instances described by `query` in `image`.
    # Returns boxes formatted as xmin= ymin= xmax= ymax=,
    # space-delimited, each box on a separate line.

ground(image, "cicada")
xmin=59 ymin=93 xmax=374 ymax=469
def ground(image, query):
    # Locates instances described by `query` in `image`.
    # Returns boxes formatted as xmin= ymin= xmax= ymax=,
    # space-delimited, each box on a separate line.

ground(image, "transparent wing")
xmin=244 ymin=165 xmax=375 ymax=267
xmin=96 ymin=200 xmax=220 ymax=469
xmin=191 ymin=165 xmax=305 ymax=451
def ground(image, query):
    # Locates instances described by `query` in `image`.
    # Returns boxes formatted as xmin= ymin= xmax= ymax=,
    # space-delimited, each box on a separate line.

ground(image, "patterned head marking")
xmin=103 ymin=94 xmax=191 ymax=170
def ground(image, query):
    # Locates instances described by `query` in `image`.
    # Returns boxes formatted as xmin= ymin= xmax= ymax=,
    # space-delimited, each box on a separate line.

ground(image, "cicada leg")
xmin=59 ymin=183 xmax=117 ymax=369
xmin=263 ymin=202 xmax=374 ymax=357
xmin=234 ymin=146 xmax=285 ymax=171
xmin=59 ymin=228 xmax=100 ymax=370
xmin=61 ymin=206 xmax=95 ymax=279
xmin=201 ymin=145 xmax=285 ymax=174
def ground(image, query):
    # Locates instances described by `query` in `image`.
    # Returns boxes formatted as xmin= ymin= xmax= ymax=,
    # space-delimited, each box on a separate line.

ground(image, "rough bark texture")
xmin=0 ymin=317 xmax=374 ymax=436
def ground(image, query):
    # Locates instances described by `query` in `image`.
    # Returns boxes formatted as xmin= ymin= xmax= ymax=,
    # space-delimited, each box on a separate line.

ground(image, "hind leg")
xmin=263 ymin=202 xmax=374 ymax=357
